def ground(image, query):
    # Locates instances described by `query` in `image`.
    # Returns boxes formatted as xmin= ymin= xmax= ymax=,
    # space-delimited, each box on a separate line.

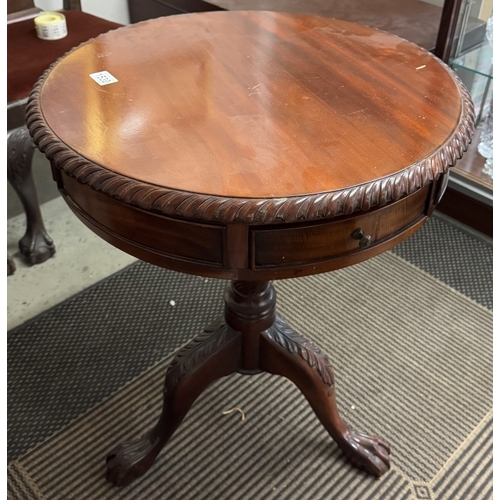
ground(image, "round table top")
xmin=28 ymin=11 xmax=473 ymax=224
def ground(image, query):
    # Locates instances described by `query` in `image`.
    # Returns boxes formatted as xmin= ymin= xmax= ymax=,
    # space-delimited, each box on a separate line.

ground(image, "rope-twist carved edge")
xmin=26 ymin=38 xmax=475 ymax=225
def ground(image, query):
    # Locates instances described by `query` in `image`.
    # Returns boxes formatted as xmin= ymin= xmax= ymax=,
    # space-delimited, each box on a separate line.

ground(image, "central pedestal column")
xmin=106 ymin=280 xmax=391 ymax=487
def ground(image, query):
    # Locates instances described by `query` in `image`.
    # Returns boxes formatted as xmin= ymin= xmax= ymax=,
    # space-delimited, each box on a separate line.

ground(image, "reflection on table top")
xmin=38 ymin=11 xmax=465 ymax=200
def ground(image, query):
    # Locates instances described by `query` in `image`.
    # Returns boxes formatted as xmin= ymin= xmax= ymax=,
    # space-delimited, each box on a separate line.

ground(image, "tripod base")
xmin=106 ymin=281 xmax=390 ymax=487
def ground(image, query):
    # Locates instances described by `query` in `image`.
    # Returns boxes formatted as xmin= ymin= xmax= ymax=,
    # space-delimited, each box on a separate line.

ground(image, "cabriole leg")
xmin=7 ymin=126 xmax=55 ymax=266
xmin=106 ymin=318 xmax=241 ymax=486
xmin=260 ymin=314 xmax=391 ymax=477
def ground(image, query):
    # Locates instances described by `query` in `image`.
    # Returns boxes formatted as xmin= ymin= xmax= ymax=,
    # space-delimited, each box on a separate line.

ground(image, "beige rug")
xmin=8 ymin=253 xmax=492 ymax=499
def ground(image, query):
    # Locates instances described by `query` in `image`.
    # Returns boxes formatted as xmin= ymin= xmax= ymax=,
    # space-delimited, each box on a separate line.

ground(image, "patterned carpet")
xmin=7 ymin=214 xmax=493 ymax=500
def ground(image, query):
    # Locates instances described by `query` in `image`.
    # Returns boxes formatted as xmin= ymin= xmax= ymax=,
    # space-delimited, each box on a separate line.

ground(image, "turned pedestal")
xmin=106 ymin=281 xmax=391 ymax=485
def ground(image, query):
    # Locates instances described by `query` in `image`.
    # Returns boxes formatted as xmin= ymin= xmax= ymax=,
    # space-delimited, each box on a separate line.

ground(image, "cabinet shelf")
xmin=451 ymin=39 xmax=492 ymax=79
xmin=450 ymin=130 xmax=493 ymax=199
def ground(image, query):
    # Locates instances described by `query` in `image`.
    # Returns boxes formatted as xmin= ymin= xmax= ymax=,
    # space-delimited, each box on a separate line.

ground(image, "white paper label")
xmin=89 ymin=71 xmax=118 ymax=86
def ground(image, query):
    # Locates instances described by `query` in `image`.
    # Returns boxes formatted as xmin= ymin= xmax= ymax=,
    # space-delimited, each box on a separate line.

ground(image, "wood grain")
xmin=26 ymin=11 xmax=474 ymax=279
xmin=28 ymin=11 xmax=473 ymax=215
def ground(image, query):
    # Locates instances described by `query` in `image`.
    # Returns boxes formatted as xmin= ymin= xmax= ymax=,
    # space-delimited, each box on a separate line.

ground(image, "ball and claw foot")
xmin=339 ymin=428 xmax=391 ymax=477
xmin=19 ymin=230 xmax=55 ymax=265
xmin=8 ymin=258 xmax=16 ymax=276
xmin=106 ymin=436 xmax=158 ymax=487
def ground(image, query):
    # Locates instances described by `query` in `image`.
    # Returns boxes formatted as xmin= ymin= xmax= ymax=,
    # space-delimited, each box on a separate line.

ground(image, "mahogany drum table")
xmin=27 ymin=11 xmax=474 ymax=487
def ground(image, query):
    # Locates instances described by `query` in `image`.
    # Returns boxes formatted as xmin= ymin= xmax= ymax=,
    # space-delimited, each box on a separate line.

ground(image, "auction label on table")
xmin=89 ymin=71 xmax=119 ymax=86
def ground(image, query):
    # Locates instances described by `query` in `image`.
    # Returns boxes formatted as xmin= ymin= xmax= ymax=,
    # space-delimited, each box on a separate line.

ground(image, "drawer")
xmin=61 ymin=173 xmax=225 ymax=266
xmin=251 ymin=186 xmax=429 ymax=269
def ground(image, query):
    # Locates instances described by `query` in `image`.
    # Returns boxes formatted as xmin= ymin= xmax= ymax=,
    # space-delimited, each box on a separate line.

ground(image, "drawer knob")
xmin=351 ymin=228 xmax=372 ymax=248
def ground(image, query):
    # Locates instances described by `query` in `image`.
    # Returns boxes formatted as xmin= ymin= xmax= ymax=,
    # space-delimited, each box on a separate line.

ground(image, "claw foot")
xmin=19 ymin=230 xmax=55 ymax=265
xmin=106 ymin=436 xmax=159 ymax=487
xmin=338 ymin=428 xmax=391 ymax=477
xmin=8 ymin=258 xmax=16 ymax=276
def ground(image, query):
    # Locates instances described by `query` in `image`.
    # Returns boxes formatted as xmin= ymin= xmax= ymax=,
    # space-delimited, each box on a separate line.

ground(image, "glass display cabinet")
xmin=434 ymin=0 xmax=493 ymax=236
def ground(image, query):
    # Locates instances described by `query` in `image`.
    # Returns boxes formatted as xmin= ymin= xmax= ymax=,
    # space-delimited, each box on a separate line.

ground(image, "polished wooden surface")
xmin=39 ymin=11 xmax=464 ymax=199
xmin=28 ymin=10 xmax=474 ymax=279
xmin=57 ymin=169 xmax=431 ymax=280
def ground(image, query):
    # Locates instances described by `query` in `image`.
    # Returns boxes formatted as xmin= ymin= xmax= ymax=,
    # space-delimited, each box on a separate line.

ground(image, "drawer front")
xmin=252 ymin=186 xmax=429 ymax=269
xmin=61 ymin=173 xmax=225 ymax=266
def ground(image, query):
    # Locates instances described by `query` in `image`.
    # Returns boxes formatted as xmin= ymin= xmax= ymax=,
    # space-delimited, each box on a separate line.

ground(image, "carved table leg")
xmin=260 ymin=314 xmax=391 ymax=477
xmin=7 ymin=126 xmax=55 ymax=265
xmin=106 ymin=279 xmax=389 ymax=487
xmin=106 ymin=318 xmax=242 ymax=486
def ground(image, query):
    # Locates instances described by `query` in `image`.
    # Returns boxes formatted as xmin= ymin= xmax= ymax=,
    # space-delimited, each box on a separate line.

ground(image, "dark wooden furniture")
xmin=27 ymin=11 xmax=474 ymax=487
xmin=128 ymin=0 xmax=223 ymax=21
xmin=437 ymin=131 xmax=493 ymax=236
xmin=7 ymin=0 xmax=121 ymax=274
xmin=127 ymin=0 xmax=492 ymax=238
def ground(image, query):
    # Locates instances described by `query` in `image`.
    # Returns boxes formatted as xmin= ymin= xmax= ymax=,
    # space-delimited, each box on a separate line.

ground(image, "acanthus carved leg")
xmin=106 ymin=279 xmax=390 ymax=487
xmin=260 ymin=315 xmax=391 ymax=477
xmin=106 ymin=318 xmax=242 ymax=487
xmin=7 ymin=126 xmax=55 ymax=266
